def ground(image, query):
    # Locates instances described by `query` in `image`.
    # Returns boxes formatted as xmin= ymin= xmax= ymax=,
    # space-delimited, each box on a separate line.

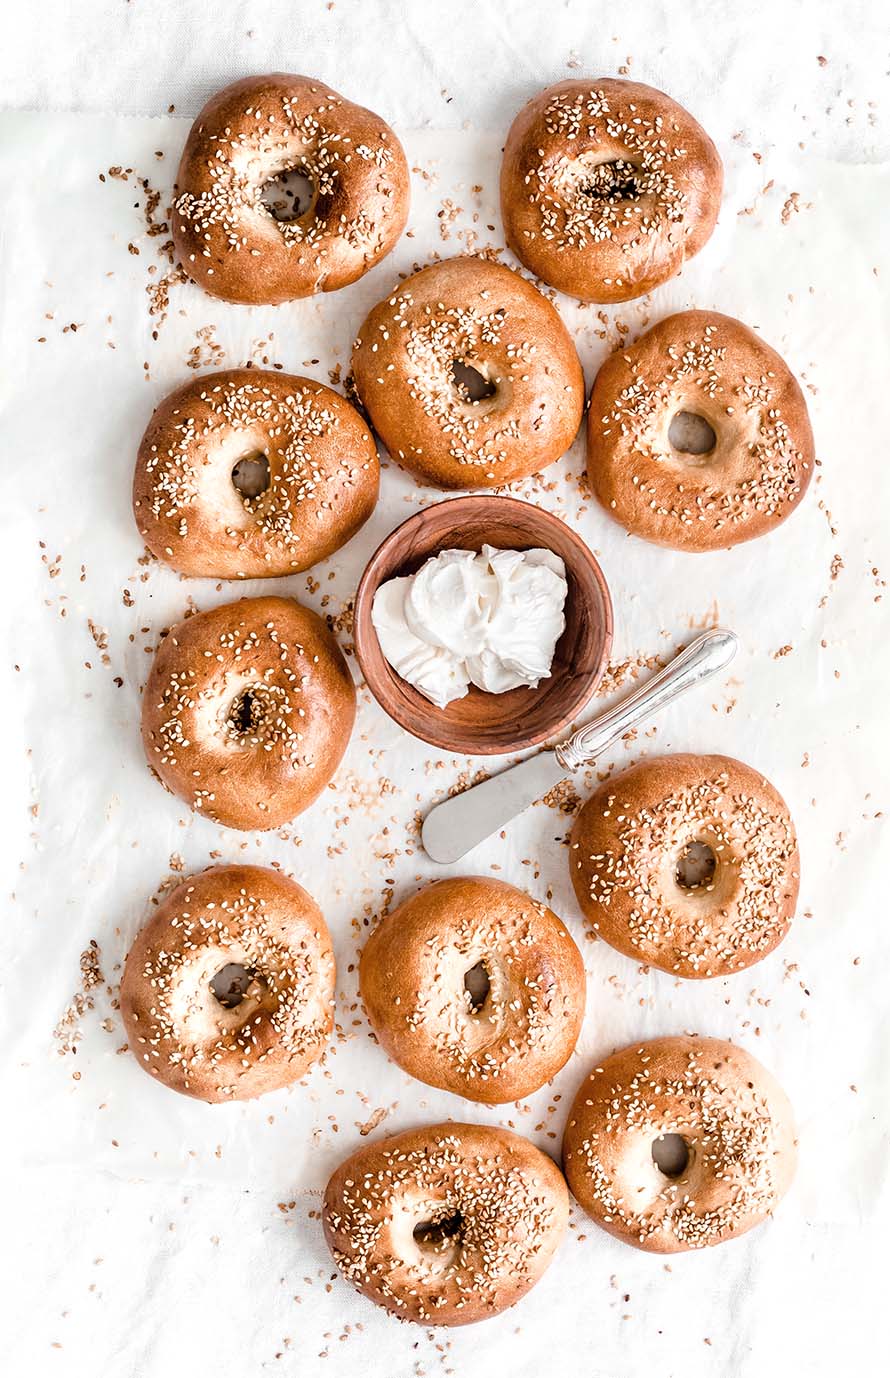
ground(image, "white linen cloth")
xmin=1 ymin=4 xmax=888 ymax=1374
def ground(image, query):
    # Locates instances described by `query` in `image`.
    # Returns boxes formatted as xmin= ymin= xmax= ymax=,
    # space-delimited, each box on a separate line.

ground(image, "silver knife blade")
xmin=421 ymin=629 xmax=740 ymax=864
xmin=421 ymin=750 xmax=566 ymax=864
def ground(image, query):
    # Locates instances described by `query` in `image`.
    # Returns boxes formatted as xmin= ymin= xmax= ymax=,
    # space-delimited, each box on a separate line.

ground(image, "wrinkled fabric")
xmin=1 ymin=4 xmax=888 ymax=1374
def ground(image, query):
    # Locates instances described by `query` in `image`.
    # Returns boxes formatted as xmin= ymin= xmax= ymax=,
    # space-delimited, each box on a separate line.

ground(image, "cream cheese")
xmin=371 ymin=545 xmax=568 ymax=709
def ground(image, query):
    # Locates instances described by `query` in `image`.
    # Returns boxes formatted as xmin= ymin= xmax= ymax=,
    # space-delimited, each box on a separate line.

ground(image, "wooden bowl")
xmin=353 ymin=496 xmax=613 ymax=754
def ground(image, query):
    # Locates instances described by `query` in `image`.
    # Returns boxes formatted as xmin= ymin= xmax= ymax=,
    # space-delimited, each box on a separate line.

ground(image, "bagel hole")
xmin=228 ymin=687 xmax=261 ymax=737
xmin=579 ymin=158 xmax=639 ymax=201
xmin=261 ymin=167 xmax=314 ymax=222
xmin=231 ymin=451 xmax=270 ymax=501
xmin=463 ymin=961 xmax=491 ymax=1013
xmin=210 ymin=963 xmax=255 ymax=1009
xmin=668 ymin=411 xmax=717 ymax=457
xmin=413 ymin=1210 xmax=463 ymax=1253
xmin=676 ymin=840 xmax=717 ymax=891
xmin=652 ymin=1133 xmax=690 ymax=1178
xmin=451 ymin=360 xmax=497 ymax=405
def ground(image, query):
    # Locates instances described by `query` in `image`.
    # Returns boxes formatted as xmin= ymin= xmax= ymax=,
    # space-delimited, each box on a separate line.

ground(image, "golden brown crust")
xmin=120 ymin=865 xmax=335 ymax=1102
xmin=587 ymin=310 xmax=815 ymax=551
xmin=562 ymin=1036 xmax=797 ymax=1252
xmin=133 ymin=368 xmax=379 ymax=578
xmin=323 ymin=1122 xmax=568 ymax=1325
xmin=141 ymin=595 xmax=355 ymax=830
xmin=172 ymin=74 xmax=410 ymax=305
xmin=351 ymin=256 xmax=585 ymax=488
xmin=360 ymin=877 xmax=585 ymax=1103
xmin=569 ymin=753 xmax=799 ymax=979
xmin=501 ymin=78 xmax=723 ymax=303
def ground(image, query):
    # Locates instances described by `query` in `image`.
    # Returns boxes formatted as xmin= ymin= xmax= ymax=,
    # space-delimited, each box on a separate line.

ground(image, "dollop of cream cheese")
xmin=371 ymin=545 xmax=568 ymax=709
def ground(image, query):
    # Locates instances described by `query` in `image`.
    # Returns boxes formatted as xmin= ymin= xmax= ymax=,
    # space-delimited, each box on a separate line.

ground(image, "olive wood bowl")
xmin=353 ymin=495 xmax=613 ymax=754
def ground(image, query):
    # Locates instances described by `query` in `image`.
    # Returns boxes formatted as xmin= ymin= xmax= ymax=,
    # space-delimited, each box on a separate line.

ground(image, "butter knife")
xmin=421 ymin=628 xmax=739 ymax=864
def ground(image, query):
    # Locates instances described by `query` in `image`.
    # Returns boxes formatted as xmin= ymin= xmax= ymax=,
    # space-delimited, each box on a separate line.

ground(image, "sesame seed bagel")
xmin=172 ymin=74 xmax=409 ymax=305
xmin=587 ymin=310 xmax=815 ymax=550
xmin=360 ymin=877 xmax=585 ymax=1104
xmin=562 ymin=1036 xmax=797 ymax=1252
xmin=569 ymin=754 xmax=799 ymax=979
xmin=501 ymin=79 xmax=723 ymax=303
xmin=133 ymin=368 xmax=379 ymax=578
xmin=121 ymin=865 xmax=335 ymax=1102
xmin=141 ymin=595 xmax=355 ymax=830
xmin=351 ymin=256 xmax=585 ymax=488
xmin=323 ymin=1122 xmax=569 ymax=1325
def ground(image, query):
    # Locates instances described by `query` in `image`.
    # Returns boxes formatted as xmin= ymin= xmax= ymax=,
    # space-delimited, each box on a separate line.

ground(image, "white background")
xmin=1 ymin=2 xmax=887 ymax=1375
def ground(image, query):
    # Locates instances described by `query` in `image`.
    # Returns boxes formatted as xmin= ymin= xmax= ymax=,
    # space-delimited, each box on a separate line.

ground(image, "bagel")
xmin=141 ymin=595 xmax=355 ymax=830
xmin=360 ymin=877 xmax=585 ymax=1103
xmin=133 ymin=368 xmax=379 ymax=578
xmin=120 ymin=865 xmax=335 ymax=1102
xmin=569 ymin=754 xmax=799 ymax=978
xmin=351 ymin=256 xmax=584 ymax=488
xmin=562 ymin=1036 xmax=797 ymax=1252
xmin=172 ymin=74 xmax=409 ymax=304
xmin=501 ymin=78 xmax=723 ymax=303
xmin=587 ymin=310 xmax=815 ymax=550
xmin=323 ymin=1122 xmax=568 ymax=1324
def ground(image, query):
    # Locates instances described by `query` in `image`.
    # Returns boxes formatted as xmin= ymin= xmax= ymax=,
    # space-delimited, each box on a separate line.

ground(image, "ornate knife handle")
xmin=554 ymin=629 xmax=739 ymax=772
